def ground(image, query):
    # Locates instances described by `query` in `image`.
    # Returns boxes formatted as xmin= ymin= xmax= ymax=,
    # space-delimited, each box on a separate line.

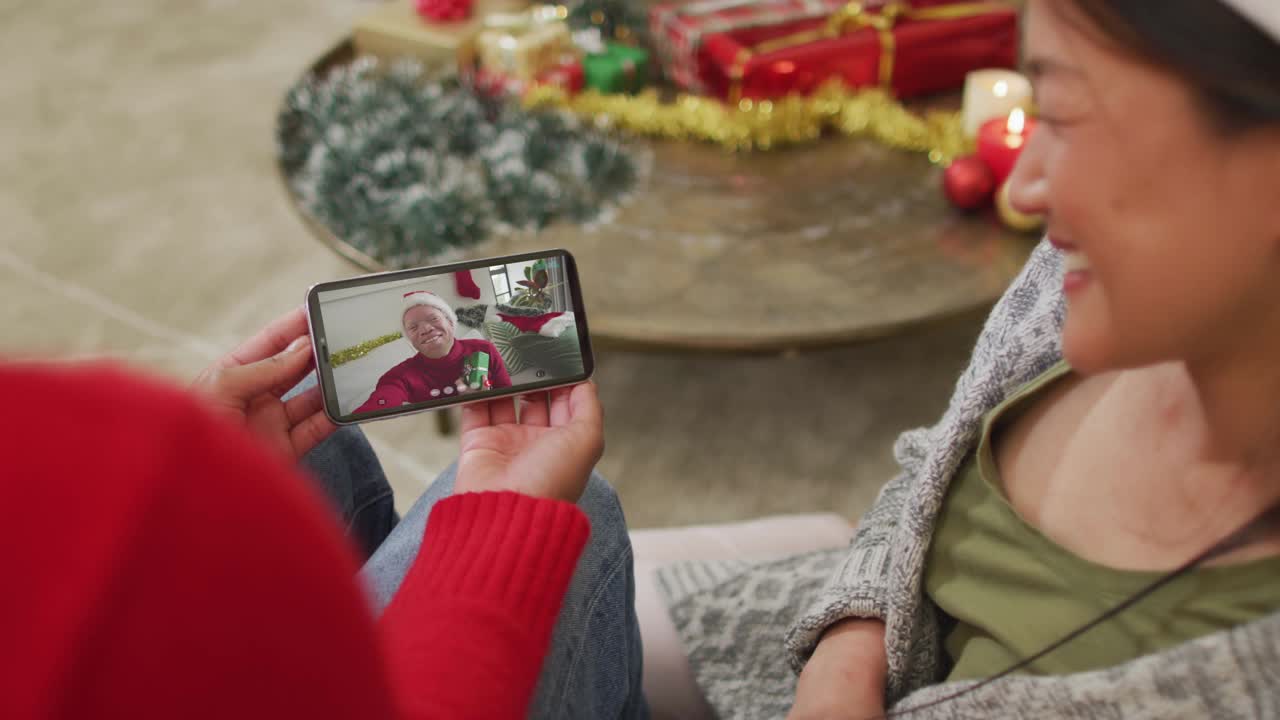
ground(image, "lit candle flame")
xmin=1007 ymin=108 xmax=1027 ymax=134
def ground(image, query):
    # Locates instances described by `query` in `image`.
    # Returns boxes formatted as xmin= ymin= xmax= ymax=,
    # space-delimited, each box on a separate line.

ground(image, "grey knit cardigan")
xmin=656 ymin=240 xmax=1280 ymax=719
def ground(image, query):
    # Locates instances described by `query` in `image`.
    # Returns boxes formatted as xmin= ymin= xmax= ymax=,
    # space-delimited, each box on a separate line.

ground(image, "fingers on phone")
xmin=284 ymin=386 xmax=325 ymax=426
xmin=266 ymin=344 xmax=317 ymax=399
xmin=520 ymin=392 xmax=551 ymax=426
xmin=221 ymin=307 xmax=310 ymax=370
xmin=461 ymin=401 xmax=493 ymax=433
xmin=291 ymin=411 xmax=338 ymax=458
xmin=548 ymin=386 xmax=574 ymax=426
xmin=490 ymin=396 xmax=518 ymax=426
xmin=568 ymin=383 xmax=601 ymax=426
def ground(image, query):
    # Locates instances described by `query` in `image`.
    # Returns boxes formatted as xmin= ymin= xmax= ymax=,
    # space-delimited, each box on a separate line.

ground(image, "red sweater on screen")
xmin=356 ymin=339 xmax=513 ymax=414
xmin=0 ymin=364 xmax=588 ymax=720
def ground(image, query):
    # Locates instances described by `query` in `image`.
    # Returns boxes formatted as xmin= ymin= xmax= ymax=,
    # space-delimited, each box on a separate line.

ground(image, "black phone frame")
xmin=305 ymin=249 xmax=594 ymax=425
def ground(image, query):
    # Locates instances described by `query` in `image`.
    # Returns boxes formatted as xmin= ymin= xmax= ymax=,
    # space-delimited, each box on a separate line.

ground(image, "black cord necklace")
xmin=871 ymin=496 xmax=1280 ymax=719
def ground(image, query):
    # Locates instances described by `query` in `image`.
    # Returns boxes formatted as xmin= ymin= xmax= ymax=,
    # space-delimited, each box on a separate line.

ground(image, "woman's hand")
xmin=455 ymin=383 xmax=604 ymax=503
xmin=787 ymin=619 xmax=888 ymax=720
xmin=190 ymin=307 xmax=336 ymax=461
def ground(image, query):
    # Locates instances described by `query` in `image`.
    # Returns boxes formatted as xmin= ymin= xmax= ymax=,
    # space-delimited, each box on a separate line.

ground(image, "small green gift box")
xmin=583 ymin=43 xmax=650 ymax=94
xmin=462 ymin=351 xmax=492 ymax=390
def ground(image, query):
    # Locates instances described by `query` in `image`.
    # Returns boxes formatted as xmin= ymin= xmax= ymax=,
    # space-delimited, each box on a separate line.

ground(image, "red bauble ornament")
xmin=943 ymin=155 xmax=997 ymax=211
xmin=416 ymin=0 xmax=474 ymax=22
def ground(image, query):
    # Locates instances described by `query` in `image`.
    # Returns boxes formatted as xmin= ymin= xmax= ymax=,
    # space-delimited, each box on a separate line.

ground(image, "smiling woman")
xmin=648 ymin=1 xmax=1280 ymax=718
xmin=1007 ymin=0 xmax=1280 ymax=376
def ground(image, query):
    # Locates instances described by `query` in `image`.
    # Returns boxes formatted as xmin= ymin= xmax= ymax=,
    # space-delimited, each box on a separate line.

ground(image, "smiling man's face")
xmin=403 ymin=305 xmax=455 ymax=359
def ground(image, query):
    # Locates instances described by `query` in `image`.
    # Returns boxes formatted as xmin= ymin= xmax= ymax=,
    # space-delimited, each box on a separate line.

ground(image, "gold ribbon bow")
xmin=729 ymin=1 xmax=1005 ymax=103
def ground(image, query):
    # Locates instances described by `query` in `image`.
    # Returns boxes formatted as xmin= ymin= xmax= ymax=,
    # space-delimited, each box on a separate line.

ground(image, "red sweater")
xmin=0 ymin=364 xmax=588 ymax=720
xmin=357 ymin=339 xmax=513 ymax=414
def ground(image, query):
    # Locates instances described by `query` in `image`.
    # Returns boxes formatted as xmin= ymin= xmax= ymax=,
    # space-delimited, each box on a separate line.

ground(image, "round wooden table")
xmin=281 ymin=41 xmax=1035 ymax=354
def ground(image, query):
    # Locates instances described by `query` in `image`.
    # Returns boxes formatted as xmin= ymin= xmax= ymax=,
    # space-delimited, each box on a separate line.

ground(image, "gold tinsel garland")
xmin=330 ymin=332 xmax=404 ymax=367
xmin=523 ymin=80 xmax=973 ymax=161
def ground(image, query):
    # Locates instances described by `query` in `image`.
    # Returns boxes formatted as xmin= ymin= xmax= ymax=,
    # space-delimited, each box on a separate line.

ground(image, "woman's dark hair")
xmin=1061 ymin=0 xmax=1280 ymax=134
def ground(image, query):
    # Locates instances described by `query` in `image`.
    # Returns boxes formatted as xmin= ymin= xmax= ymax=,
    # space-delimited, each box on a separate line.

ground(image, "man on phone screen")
xmin=355 ymin=291 xmax=511 ymax=413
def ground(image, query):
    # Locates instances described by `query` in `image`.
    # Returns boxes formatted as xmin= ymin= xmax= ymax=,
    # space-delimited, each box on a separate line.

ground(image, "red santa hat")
xmin=401 ymin=291 xmax=457 ymax=330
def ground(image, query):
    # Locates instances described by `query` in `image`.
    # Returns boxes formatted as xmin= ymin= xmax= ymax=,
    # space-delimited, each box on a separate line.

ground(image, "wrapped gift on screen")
xmin=462 ymin=351 xmax=493 ymax=390
xmin=651 ymin=0 xmax=1018 ymax=101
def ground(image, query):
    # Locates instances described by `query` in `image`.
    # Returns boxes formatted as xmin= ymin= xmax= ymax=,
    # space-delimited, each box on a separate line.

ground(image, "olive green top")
xmin=925 ymin=361 xmax=1280 ymax=681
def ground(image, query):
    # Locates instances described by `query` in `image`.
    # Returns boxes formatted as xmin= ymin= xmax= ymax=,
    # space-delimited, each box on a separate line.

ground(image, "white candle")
xmin=962 ymin=69 xmax=1033 ymax=138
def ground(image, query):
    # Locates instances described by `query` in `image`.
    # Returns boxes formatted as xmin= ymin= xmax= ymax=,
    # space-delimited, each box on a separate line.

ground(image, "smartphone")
xmin=305 ymin=249 xmax=594 ymax=425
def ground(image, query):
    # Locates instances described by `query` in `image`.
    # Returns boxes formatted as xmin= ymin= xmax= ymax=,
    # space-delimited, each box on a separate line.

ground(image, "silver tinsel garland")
xmin=277 ymin=58 xmax=643 ymax=269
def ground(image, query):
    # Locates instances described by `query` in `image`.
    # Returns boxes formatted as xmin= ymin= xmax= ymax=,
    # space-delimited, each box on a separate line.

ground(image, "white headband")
xmin=1222 ymin=0 xmax=1280 ymax=42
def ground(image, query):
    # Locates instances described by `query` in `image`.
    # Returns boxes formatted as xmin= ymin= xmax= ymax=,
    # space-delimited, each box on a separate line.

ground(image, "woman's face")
xmin=403 ymin=305 xmax=455 ymax=359
xmin=1009 ymin=0 xmax=1280 ymax=374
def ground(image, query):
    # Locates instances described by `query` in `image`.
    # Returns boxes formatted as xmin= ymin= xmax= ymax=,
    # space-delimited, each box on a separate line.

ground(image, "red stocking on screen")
xmin=454 ymin=270 xmax=482 ymax=300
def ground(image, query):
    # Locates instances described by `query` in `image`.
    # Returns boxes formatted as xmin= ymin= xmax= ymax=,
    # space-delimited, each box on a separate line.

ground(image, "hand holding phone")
xmin=455 ymin=382 xmax=604 ymax=504
xmin=190 ymin=307 xmax=337 ymax=460
xmin=306 ymin=250 xmax=595 ymax=425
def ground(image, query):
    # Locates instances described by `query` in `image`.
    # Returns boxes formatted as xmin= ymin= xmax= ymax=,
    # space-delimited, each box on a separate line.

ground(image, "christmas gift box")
xmin=354 ymin=0 xmax=485 ymax=67
xmin=651 ymin=0 xmax=848 ymax=92
xmin=462 ymin=351 xmax=493 ymax=390
xmin=473 ymin=6 xmax=575 ymax=81
xmin=651 ymin=0 xmax=1017 ymax=101
xmin=708 ymin=1 xmax=1019 ymax=101
xmin=583 ymin=43 xmax=651 ymax=94
xmin=472 ymin=58 xmax=583 ymax=98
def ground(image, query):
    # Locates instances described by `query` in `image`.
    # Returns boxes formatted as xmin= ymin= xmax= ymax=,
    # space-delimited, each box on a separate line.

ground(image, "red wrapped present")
xmin=709 ymin=1 xmax=1019 ymax=101
xmin=651 ymin=0 xmax=850 ymax=93
xmin=652 ymin=0 xmax=1017 ymax=101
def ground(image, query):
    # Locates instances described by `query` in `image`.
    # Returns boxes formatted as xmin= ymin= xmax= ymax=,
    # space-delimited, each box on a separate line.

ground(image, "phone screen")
xmin=306 ymin=250 xmax=593 ymax=424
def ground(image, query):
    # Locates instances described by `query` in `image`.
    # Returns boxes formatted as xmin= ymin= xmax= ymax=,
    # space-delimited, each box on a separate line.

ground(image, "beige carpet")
xmin=1 ymin=0 xmax=991 ymax=528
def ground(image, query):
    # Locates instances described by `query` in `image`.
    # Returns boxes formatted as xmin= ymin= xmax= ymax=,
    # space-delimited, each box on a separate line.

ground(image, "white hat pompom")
xmin=538 ymin=313 xmax=576 ymax=338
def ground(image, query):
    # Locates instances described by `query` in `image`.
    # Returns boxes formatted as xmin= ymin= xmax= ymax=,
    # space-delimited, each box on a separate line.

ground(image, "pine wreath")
xmin=455 ymin=303 xmax=489 ymax=329
xmin=277 ymin=58 xmax=642 ymax=269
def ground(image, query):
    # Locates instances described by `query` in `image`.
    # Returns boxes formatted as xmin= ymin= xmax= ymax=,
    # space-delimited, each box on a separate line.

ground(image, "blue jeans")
xmin=302 ymin=426 xmax=399 ymax=560
xmin=290 ymin=374 xmax=400 ymax=560
xmin=304 ymin=426 xmax=648 ymax=719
